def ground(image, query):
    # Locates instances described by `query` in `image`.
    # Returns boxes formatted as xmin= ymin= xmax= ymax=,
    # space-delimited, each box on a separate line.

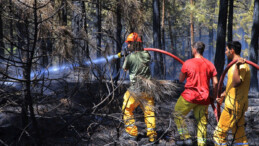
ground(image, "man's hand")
xmin=216 ymin=92 xmax=225 ymax=103
xmin=121 ymin=50 xmax=129 ymax=57
xmin=236 ymin=58 xmax=246 ymax=67
xmin=233 ymin=57 xmax=245 ymax=87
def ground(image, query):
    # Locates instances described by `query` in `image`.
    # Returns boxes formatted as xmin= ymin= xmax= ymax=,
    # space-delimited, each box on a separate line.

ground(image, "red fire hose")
xmin=144 ymin=48 xmax=184 ymax=64
xmin=215 ymin=59 xmax=259 ymax=121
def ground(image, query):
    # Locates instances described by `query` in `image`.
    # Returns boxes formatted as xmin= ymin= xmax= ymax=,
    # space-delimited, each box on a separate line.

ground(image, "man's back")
xmin=122 ymin=51 xmax=151 ymax=83
xmin=181 ymin=58 xmax=217 ymax=105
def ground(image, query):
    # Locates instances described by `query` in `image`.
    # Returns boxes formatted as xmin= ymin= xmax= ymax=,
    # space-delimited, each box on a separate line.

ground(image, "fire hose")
xmin=144 ymin=48 xmax=185 ymax=64
xmin=214 ymin=59 xmax=259 ymax=121
xmin=119 ymin=48 xmax=259 ymax=122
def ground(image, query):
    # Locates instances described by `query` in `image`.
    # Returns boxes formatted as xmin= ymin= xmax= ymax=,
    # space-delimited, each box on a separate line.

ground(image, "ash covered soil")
xmin=0 ymin=82 xmax=259 ymax=146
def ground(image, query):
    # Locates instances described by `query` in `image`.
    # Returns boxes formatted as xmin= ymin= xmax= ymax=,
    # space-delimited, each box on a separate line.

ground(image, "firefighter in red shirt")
xmin=173 ymin=41 xmax=218 ymax=146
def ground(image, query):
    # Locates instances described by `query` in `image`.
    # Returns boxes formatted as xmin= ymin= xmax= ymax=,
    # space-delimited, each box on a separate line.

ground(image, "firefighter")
xmin=173 ymin=41 xmax=218 ymax=146
xmin=213 ymin=41 xmax=251 ymax=146
xmin=121 ymin=32 xmax=157 ymax=142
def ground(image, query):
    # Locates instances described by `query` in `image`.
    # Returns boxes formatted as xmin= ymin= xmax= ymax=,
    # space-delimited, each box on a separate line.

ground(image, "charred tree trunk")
xmin=249 ymin=0 xmax=259 ymax=91
xmin=96 ymin=0 xmax=102 ymax=57
xmin=153 ymin=0 xmax=163 ymax=78
xmin=29 ymin=1 xmax=40 ymax=143
xmin=16 ymin=1 xmax=41 ymax=143
xmin=9 ymin=0 xmax=14 ymax=56
xmin=81 ymin=2 xmax=90 ymax=59
xmin=209 ymin=24 xmax=214 ymax=61
xmin=227 ymin=0 xmax=233 ymax=42
xmin=61 ymin=0 xmax=67 ymax=26
xmin=161 ymin=0 xmax=166 ymax=78
xmin=0 ymin=4 xmax=4 ymax=56
xmin=227 ymin=0 xmax=233 ymax=63
xmin=114 ymin=0 xmax=122 ymax=83
xmin=17 ymin=16 xmax=29 ymax=133
xmin=214 ymin=0 xmax=228 ymax=79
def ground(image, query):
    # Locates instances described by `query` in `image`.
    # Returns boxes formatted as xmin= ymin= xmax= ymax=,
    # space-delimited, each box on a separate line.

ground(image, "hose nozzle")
xmin=117 ymin=52 xmax=122 ymax=58
xmin=117 ymin=50 xmax=129 ymax=58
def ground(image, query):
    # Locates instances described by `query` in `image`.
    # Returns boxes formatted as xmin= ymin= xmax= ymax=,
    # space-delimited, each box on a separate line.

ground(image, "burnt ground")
xmin=0 ymin=81 xmax=259 ymax=146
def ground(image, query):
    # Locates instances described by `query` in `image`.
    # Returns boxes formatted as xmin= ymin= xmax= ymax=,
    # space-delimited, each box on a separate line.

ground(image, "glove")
xmin=118 ymin=50 xmax=129 ymax=58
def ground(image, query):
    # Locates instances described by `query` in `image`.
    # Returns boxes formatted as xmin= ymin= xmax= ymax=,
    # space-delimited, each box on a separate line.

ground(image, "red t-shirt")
xmin=181 ymin=58 xmax=217 ymax=105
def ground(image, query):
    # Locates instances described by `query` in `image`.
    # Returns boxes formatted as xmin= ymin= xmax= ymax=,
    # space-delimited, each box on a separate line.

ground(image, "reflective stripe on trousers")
xmin=213 ymin=108 xmax=248 ymax=146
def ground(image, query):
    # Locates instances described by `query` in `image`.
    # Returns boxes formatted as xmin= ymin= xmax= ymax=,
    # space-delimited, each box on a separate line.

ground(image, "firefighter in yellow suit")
xmin=214 ymin=41 xmax=251 ymax=146
xmin=121 ymin=32 xmax=157 ymax=142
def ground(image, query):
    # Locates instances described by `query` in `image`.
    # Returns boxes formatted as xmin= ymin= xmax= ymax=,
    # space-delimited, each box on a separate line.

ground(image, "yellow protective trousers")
xmin=122 ymin=91 xmax=157 ymax=138
xmin=174 ymin=96 xmax=208 ymax=146
xmin=213 ymin=108 xmax=248 ymax=146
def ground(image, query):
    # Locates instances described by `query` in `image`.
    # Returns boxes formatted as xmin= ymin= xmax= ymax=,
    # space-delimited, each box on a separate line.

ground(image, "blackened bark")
xmin=17 ymin=16 xmax=29 ymax=132
xmin=0 ymin=4 xmax=4 ymax=56
xmin=227 ymin=0 xmax=233 ymax=42
xmin=81 ymin=2 xmax=89 ymax=59
xmin=9 ymin=0 xmax=14 ymax=56
xmin=153 ymin=0 xmax=163 ymax=78
xmin=249 ymin=0 xmax=259 ymax=91
xmin=29 ymin=1 xmax=40 ymax=143
xmin=227 ymin=0 xmax=233 ymax=63
xmin=114 ymin=0 xmax=122 ymax=83
xmin=62 ymin=0 xmax=67 ymax=26
xmin=209 ymin=25 xmax=214 ymax=61
xmin=214 ymin=0 xmax=228 ymax=79
xmin=96 ymin=0 xmax=102 ymax=57
xmin=161 ymin=0 xmax=166 ymax=78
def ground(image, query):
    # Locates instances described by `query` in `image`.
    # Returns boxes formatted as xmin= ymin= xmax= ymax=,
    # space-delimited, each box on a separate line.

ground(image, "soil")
xmin=0 ymin=82 xmax=258 ymax=146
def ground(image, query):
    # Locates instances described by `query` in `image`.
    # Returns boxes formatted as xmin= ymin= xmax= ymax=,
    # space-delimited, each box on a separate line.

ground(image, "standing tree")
xmin=190 ymin=0 xmax=194 ymax=45
xmin=153 ymin=0 xmax=163 ymax=78
xmin=81 ymin=1 xmax=90 ymax=59
xmin=161 ymin=0 xmax=166 ymax=77
xmin=96 ymin=0 xmax=102 ymax=57
xmin=227 ymin=0 xmax=233 ymax=63
xmin=249 ymin=0 xmax=259 ymax=91
xmin=0 ymin=2 xmax=4 ymax=55
xmin=61 ymin=0 xmax=67 ymax=26
xmin=227 ymin=0 xmax=233 ymax=42
xmin=214 ymin=0 xmax=228 ymax=78
xmin=114 ymin=0 xmax=122 ymax=83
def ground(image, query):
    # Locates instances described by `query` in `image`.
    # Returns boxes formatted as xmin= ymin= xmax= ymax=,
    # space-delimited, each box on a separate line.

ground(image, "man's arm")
xmin=212 ymin=76 xmax=218 ymax=100
xmin=179 ymin=72 xmax=186 ymax=83
xmin=232 ymin=58 xmax=245 ymax=87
